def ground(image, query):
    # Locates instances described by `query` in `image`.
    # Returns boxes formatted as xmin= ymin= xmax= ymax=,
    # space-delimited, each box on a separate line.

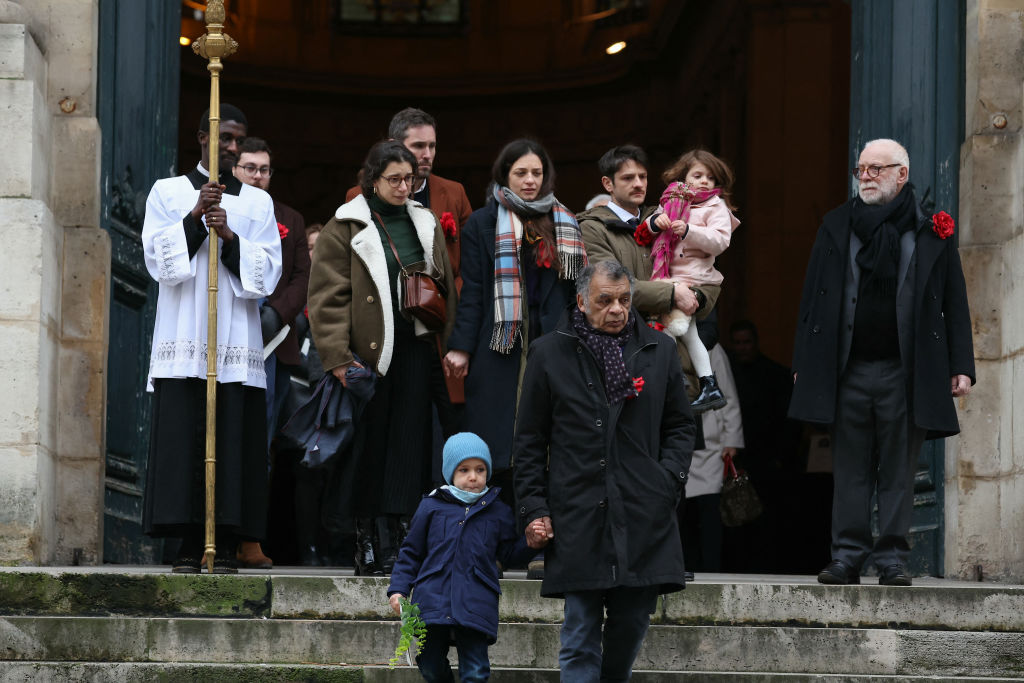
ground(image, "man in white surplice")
xmin=140 ymin=104 xmax=282 ymax=573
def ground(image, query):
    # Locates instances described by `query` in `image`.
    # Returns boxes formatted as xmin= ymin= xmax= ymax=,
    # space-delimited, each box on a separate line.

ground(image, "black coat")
xmin=513 ymin=308 xmax=695 ymax=597
xmin=788 ymin=197 xmax=975 ymax=439
xmin=447 ymin=200 xmax=577 ymax=471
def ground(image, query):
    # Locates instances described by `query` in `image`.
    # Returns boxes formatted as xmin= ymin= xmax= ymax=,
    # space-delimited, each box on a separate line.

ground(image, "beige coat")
xmin=308 ymin=193 xmax=456 ymax=376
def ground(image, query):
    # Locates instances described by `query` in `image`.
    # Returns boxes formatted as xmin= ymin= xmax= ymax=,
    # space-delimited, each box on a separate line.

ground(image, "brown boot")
xmin=236 ymin=541 xmax=273 ymax=569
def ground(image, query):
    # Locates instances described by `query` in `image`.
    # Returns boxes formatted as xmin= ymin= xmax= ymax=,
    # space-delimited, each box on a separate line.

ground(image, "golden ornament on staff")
xmin=191 ymin=0 xmax=238 ymax=575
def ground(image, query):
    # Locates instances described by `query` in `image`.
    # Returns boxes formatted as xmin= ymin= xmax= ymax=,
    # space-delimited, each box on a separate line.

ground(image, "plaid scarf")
xmin=650 ymin=182 xmax=720 ymax=280
xmin=570 ymin=306 xmax=637 ymax=404
xmin=490 ymin=185 xmax=587 ymax=353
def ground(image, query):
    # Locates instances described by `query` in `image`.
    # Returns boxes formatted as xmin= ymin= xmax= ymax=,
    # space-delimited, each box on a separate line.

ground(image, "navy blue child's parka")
xmin=387 ymin=486 xmax=533 ymax=643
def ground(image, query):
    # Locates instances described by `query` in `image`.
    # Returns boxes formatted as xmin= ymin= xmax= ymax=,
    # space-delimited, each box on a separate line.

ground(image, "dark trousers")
xmin=682 ymin=493 xmax=722 ymax=572
xmin=830 ymin=358 xmax=927 ymax=571
xmin=416 ymin=625 xmax=490 ymax=683
xmin=559 ymin=586 xmax=659 ymax=683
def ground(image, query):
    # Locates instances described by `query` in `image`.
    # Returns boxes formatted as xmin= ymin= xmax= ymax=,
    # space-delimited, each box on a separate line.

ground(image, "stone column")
xmin=948 ymin=0 xmax=1024 ymax=582
xmin=0 ymin=0 xmax=107 ymax=565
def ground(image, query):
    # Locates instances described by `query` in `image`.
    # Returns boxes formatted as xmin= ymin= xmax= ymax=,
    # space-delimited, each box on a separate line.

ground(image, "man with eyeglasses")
xmin=231 ymin=137 xmax=311 ymax=568
xmin=790 ymin=138 xmax=975 ymax=587
xmin=141 ymin=104 xmax=283 ymax=573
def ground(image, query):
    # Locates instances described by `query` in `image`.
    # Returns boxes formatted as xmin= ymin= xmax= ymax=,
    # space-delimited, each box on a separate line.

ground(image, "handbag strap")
xmin=372 ymin=210 xmax=410 ymax=275
xmin=723 ymin=452 xmax=738 ymax=481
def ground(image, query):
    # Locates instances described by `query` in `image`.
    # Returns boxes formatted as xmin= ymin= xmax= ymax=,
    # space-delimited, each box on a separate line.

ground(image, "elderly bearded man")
xmin=790 ymin=138 xmax=974 ymax=587
xmin=514 ymin=259 xmax=695 ymax=681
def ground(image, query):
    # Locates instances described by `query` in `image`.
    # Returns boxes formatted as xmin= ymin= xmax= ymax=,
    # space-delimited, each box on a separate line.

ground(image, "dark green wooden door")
xmin=848 ymin=0 xmax=964 ymax=576
xmin=98 ymin=0 xmax=181 ymax=563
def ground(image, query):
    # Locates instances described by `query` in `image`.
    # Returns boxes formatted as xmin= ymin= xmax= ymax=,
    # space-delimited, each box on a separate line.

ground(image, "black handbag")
xmin=720 ymin=453 xmax=763 ymax=527
xmin=374 ymin=210 xmax=448 ymax=331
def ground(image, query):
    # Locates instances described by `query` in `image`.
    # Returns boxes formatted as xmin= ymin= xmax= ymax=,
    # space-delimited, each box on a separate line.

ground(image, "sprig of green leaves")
xmin=389 ymin=597 xmax=427 ymax=669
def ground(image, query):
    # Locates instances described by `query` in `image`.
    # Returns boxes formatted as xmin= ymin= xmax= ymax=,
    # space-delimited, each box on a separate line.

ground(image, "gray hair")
xmin=863 ymin=138 xmax=910 ymax=174
xmin=575 ymin=260 xmax=635 ymax=303
xmin=585 ymin=193 xmax=612 ymax=210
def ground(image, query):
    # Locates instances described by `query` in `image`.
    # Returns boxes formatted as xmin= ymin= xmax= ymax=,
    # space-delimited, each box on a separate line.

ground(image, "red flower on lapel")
xmin=277 ymin=222 xmax=289 ymax=240
xmin=633 ymin=221 xmax=654 ymax=247
xmin=440 ymin=211 xmax=457 ymax=240
xmin=932 ymin=211 xmax=954 ymax=240
xmin=647 ymin=321 xmax=665 ymax=332
xmin=632 ymin=376 xmax=645 ymax=395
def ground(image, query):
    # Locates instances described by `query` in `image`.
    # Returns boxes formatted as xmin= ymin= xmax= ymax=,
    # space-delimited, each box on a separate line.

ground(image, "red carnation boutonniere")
xmin=277 ymin=222 xmax=289 ymax=240
xmin=632 ymin=376 xmax=645 ymax=396
xmin=440 ymin=211 xmax=457 ymax=241
xmin=647 ymin=321 xmax=665 ymax=332
xmin=932 ymin=211 xmax=954 ymax=240
xmin=633 ymin=221 xmax=655 ymax=247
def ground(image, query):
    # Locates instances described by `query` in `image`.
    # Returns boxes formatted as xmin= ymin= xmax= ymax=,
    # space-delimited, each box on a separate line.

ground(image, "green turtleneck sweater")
xmin=368 ymin=194 xmax=425 ymax=332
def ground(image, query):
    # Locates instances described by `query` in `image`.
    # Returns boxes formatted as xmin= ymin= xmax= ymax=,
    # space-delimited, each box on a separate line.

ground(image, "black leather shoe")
xmin=691 ymin=375 xmax=727 ymax=413
xmin=817 ymin=559 xmax=860 ymax=585
xmin=878 ymin=564 xmax=912 ymax=586
xmin=684 ymin=570 xmax=695 ymax=582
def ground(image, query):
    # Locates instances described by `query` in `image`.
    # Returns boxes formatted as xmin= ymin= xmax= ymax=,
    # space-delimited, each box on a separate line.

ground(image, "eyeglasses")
xmin=852 ymin=163 xmax=901 ymax=179
xmin=380 ymin=174 xmax=416 ymax=188
xmin=237 ymin=164 xmax=273 ymax=177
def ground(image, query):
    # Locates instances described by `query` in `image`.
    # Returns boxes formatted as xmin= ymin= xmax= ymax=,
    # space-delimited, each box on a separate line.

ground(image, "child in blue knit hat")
xmin=388 ymin=432 xmax=541 ymax=681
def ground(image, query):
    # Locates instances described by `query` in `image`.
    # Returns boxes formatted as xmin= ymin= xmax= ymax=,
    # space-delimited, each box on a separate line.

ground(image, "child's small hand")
xmin=526 ymin=516 xmax=554 ymax=549
xmin=654 ymin=214 xmax=671 ymax=231
xmin=670 ymin=220 xmax=689 ymax=237
xmin=389 ymin=593 xmax=404 ymax=615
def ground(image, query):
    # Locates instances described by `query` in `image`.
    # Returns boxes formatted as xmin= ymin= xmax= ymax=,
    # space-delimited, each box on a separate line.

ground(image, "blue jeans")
xmin=560 ymin=586 xmax=659 ymax=682
xmin=416 ymin=624 xmax=491 ymax=683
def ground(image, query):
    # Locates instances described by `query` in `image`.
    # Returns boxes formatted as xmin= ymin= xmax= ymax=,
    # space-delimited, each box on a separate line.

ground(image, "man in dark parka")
xmin=789 ymin=138 xmax=975 ymax=587
xmin=514 ymin=259 xmax=695 ymax=681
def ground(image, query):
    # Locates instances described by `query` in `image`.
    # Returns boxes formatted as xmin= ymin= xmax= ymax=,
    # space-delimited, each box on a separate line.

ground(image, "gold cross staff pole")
xmin=192 ymin=0 xmax=238 ymax=575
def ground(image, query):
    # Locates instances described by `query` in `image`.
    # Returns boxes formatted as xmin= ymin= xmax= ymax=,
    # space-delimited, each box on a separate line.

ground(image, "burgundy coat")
xmin=267 ymin=200 xmax=311 ymax=366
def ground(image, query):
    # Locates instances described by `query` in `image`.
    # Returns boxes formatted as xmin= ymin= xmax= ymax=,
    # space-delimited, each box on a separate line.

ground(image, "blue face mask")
xmin=446 ymin=485 xmax=489 ymax=505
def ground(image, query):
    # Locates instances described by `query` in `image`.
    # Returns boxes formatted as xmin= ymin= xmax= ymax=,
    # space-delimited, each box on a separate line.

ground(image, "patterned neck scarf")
xmin=490 ymin=185 xmax=587 ymax=353
xmin=650 ymin=182 xmax=721 ymax=280
xmin=570 ymin=306 xmax=637 ymax=404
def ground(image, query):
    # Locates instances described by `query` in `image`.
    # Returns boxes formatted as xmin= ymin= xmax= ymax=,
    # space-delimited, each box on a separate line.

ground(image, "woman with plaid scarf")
xmin=444 ymin=139 xmax=587 ymax=488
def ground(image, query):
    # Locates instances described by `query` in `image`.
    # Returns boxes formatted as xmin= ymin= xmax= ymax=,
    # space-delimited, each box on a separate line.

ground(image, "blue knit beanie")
xmin=442 ymin=432 xmax=492 ymax=485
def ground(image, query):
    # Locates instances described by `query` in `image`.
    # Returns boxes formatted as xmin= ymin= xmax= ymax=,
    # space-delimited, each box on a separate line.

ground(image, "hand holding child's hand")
xmin=654 ymin=214 xmax=671 ymax=231
xmin=389 ymin=593 xmax=404 ymax=615
xmin=526 ymin=516 xmax=554 ymax=549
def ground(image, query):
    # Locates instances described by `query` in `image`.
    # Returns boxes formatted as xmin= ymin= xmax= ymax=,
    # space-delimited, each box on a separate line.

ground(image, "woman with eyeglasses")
xmin=307 ymin=140 xmax=456 ymax=575
xmin=443 ymin=139 xmax=587 ymax=507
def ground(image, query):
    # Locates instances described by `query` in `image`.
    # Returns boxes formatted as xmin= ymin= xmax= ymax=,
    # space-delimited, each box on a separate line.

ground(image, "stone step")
xmin=1 ymin=617 xmax=1023 ymax=677
xmin=3 ymin=570 xmax=1023 ymax=633
xmin=4 ymin=662 xmax=1024 ymax=683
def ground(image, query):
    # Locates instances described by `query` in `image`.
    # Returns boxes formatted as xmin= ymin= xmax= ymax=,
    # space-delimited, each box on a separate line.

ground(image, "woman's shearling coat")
xmin=308 ymin=193 xmax=456 ymax=376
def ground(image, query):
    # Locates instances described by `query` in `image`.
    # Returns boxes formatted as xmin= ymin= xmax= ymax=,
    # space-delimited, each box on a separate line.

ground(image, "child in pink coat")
xmin=648 ymin=149 xmax=740 ymax=412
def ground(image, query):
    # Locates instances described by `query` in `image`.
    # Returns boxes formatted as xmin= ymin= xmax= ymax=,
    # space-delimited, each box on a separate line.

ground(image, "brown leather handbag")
xmin=374 ymin=211 xmax=448 ymax=331
xmin=720 ymin=453 xmax=763 ymax=527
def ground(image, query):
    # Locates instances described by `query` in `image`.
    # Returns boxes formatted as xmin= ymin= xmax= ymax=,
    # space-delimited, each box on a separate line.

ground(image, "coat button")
xmin=370 ymin=342 xmax=378 ymax=350
xmin=577 ymin=346 xmax=583 ymax=354
xmin=367 ymin=295 xmax=374 ymax=303
xmin=587 ymin=382 xmax=594 ymax=389
xmin=818 ymin=288 xmax=826 ymax=295
xmin=596 ymin=419 xmax=603 ymax=427
xmin=520 ymin=506 xmax=526 ymax=513
xmin=598 ymin=499 xmax=607 ymax=509
xmin=599 ymin=459 xmax=606 ymax=468
xmin=811 ymin=325 xmax=820 ymax=334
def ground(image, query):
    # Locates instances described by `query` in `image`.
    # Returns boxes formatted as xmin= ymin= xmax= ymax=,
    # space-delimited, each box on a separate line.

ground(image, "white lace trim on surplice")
xmin=150 ymin=339 xmax=265 ymax=377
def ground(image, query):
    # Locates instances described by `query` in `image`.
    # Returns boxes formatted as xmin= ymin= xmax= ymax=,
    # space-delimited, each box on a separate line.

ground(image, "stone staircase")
xmin=1 ymin=568 xmax=1023 ymax=681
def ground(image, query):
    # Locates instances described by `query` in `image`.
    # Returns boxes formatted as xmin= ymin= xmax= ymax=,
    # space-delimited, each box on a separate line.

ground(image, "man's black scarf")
xmin=570 ymin=306 xmax=637 ymax=404
xmin=850 ymin=183 xmax=917 ymax=297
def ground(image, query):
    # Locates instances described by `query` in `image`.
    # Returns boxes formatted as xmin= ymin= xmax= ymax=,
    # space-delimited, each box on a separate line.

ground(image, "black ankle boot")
xmin=379 ymin=516 xmax=400 ymax=575
xmin=354 ymin=518 xmax=382 ymax=576
xmin=691 ymin=374 xmax=727 ymax=413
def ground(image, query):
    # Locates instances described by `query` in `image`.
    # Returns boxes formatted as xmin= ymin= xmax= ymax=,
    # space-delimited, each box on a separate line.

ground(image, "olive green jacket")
xmin=308 ymin=194 xmax=456 ymax=375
